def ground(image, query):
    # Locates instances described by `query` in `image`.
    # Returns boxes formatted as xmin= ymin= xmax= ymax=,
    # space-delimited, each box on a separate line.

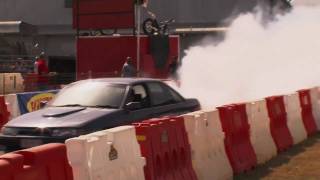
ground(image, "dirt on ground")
xmin=235 ymin=133 xmax=320 ymax=180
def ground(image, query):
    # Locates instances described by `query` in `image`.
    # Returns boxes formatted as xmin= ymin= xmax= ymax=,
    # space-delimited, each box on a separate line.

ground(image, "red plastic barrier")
xmin=0 ymin=159 xmax=12 ymax=180
xmin=217 ymin=104 xmax=257 ymax=174
xmin=298 ymin=89 xmax=318 ymax=136
xmin=0 ymin=143 xmax=73 ymax=180
xmin=266 ymin=96 xmax=293 ymax=152
xmin=134 ymin=117 xmax=197 ymax=180
xmin=134 ymin=122 xmax=155 ymax=180
xmin=0 ymin=96 xmax=10 ymax=128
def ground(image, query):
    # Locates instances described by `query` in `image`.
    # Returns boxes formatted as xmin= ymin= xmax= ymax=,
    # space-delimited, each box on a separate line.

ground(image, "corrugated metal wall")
xmin=0 ymin=0 xmax=262 ymax=57
xmin=147 ymin=0 xmax=258 ymax=25
xmin=0 ymin=0 xmax=72 ymax=25
xmin=0 ymin=0 xmax=260 ymax=27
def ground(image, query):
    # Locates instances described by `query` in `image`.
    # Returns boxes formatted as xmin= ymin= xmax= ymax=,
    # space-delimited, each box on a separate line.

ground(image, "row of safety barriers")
xmin=1 ymin=87 xmax=320 ymax=180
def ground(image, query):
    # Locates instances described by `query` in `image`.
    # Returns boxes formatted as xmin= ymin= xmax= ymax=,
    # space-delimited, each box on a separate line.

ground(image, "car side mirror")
xmin=40 ymin=101 xmax=48 ymax=109
xmin=125 ymin=102 xmax=142 ymax=111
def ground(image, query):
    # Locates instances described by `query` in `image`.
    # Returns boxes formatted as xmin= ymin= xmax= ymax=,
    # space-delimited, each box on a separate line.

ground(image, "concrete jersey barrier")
xmin=182 ymin=110 xmax=233 ymax=180
xmin=246 ymin=100 xmax=277 ymax=164
xmin=135 ymin=117 xmax=198 ymax=180
xmin=310 ymin=87 xmax=320 ymax=130
xmin=0 ymin=143 xmax=73 ymax=180
xmin=266 ymin=96 xmax=293 ymax=152
xmin=298 ymin=89 xmax=318 ymax=136
xmin=66 ymin=126 xmax=145 ymax=180
xmin=284 ymin=93 xmax=307 ymax=144
xmin=0 ymin=96 xmax=10 ymax=129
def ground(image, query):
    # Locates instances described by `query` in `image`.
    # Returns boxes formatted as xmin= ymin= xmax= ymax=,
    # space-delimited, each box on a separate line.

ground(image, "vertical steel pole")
xmin=76 ymin=0 xmax=80 ymax=80
xmin=76 ymin=0 xmax=80 ymax=37
xmin=3 ymin=74 xmax=5 ymax=95
xmin=136 ymin=5 xmax=141 ymax=77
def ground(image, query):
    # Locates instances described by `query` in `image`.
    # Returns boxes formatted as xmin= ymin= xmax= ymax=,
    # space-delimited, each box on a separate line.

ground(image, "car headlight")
xmin=51 ymin=129 xmax=85 ymax=137
xmin=0 ymin=127 xmax=19 ymax=136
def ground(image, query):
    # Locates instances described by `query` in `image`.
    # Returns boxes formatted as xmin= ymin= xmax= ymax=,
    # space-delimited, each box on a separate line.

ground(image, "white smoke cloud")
xmin=177 ymin=5 xmax=320 ymax=108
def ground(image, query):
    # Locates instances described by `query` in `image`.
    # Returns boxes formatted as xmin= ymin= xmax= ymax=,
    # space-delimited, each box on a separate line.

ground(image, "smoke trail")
xmin=177 ymin=5 xmax=320 ymax=108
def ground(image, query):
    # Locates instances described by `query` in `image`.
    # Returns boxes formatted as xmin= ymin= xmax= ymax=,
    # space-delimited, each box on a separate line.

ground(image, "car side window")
xmin=126 ymin=84 xmax=150 ymax=108
xmin=134 ymin=85 xmax=147 ymax=98
xmin=168 ymin=87 xmax=184 ymax=102
xmin=146 ymin=82 xmax=177 ymax=106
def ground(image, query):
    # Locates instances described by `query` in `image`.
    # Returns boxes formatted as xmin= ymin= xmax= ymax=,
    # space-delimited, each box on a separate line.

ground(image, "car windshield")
xmin=49 ymin=81 xmax=127 ymax=109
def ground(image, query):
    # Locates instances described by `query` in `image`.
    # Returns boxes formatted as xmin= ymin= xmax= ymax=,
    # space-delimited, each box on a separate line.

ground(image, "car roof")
xmin=74 ymin=78 xmax=163 ymax=86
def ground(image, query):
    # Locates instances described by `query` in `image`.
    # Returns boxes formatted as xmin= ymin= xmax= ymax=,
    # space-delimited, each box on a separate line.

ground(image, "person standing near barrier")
xmin=34 ymin=54 xmax=49 ymax=90
xmin=121 ymin=57 xmax=137 ymax=77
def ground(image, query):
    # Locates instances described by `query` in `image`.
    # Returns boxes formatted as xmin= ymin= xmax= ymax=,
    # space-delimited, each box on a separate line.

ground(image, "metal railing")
xmin=0 ymin=56 xmax=35 ymax=74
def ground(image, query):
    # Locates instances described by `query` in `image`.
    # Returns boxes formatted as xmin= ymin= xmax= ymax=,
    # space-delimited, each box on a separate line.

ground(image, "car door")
xmin=146 ymin=82 xmax=187 ymax=117
xmin=124 ymin=83 xmax=154 ymax=123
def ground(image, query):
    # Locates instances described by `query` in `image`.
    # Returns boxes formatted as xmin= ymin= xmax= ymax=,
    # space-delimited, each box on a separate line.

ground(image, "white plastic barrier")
xmin=4 ymin=94 xmax=20 ymax=120
xmin=284 ymin=93 xmax=307 ymax=144
xmin=246 ymin=100 xmax=277 ymax=164
xmin=65 ymin=126 xmax=145 ymax=180
xmin=310 ymin=87 xmax=320 ymax=130
xmin=203 ymin=109 xmax=224 ymax=133
xmin=183 ymin=110 xmax=233 ymax=180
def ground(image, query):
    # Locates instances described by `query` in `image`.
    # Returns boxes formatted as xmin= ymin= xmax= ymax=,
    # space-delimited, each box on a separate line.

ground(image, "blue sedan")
xmin=0 ymin=78 xmax=200 ymax=151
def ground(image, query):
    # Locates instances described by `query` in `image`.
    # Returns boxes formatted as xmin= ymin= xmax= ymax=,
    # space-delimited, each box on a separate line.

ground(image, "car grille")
xmin=16 ymin=128 xmax=52 ymax=136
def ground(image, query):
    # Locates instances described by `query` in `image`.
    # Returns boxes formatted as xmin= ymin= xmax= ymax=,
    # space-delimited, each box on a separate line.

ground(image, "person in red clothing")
xmin=34 ymin=54 xmax=49 ymax=90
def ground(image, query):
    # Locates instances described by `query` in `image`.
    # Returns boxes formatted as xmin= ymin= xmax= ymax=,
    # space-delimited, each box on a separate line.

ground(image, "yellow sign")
xmin=136 ymin=135 xmax=146 ymax=142
xmin=27 ymin=93 xmax=55 ymax=112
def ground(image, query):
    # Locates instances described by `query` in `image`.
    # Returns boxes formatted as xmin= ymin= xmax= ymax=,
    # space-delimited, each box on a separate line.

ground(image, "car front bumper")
xmin=0 ymin=134 xmax=69 ymax=152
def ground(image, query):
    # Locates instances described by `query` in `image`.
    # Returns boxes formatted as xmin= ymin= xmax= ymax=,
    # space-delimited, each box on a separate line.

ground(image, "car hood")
xmin=5 ymin=107 xmax=119 ymax=128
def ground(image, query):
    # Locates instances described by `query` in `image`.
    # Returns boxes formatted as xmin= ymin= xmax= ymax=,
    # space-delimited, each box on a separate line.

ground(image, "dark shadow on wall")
xmin=48 ymin=56 xmax=76 ymax=84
